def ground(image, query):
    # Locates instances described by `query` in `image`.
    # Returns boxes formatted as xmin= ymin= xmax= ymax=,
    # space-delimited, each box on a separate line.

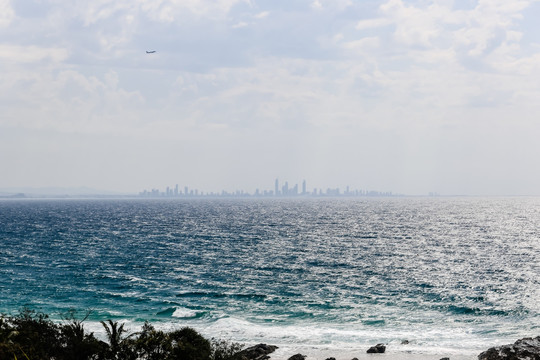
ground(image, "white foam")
xmin=186 ymin=317 xmax=493 ymax=359
xmin=75 ymin=316 xmax=520 ymax=360
xmin=172 ymin=307 xmax=199 ymax=318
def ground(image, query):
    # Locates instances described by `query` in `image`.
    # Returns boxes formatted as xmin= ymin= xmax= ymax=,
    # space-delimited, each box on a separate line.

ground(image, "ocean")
xmin=0 ymin=197 xmax=538 ymax=359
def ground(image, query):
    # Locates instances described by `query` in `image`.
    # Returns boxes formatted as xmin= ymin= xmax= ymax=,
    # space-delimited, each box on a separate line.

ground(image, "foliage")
xmin=210 ymin=338 xmax=244 ymax=360
xmin=0 ymin=308 xmax=244 ymax=360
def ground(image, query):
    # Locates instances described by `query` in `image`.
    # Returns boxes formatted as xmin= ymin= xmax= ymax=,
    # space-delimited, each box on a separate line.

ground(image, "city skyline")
xmin=139 ymin=178 xmax=396 ymax=198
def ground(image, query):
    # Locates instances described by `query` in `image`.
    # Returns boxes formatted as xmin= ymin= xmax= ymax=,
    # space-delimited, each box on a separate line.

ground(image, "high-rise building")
xmin=302 ymin=180 xmax=306 ymax=195
xmin=275 ymin=178 xmax=279 ymax=196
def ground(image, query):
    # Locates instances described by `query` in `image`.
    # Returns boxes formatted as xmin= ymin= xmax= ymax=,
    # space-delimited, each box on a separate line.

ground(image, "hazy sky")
xmin=2 ymin=0 xmax=540 ymax=195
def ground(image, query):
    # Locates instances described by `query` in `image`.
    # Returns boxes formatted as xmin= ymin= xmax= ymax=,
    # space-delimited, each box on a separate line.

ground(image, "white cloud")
xmin=356 ymin=18 xmax=393 ymax=30
xmin=379 ymin=0 xmax=454 ymax=47
xmin=0 ymin=65 xmax=144 ymax=135
xmin=139 ymin=0 xmax=250 ymax=21
xmin=69 ymin=0 xmax=250 ymax=25
xmin=342 ymin=37 xmax=380 ymax=53
xmin=0 ymin=0 xmax=14 ymax=27
xmin=232 ymin=21 xmax=249 ymax=28
xmin=312 ymin=0 xmax=353 ymax=11
xmin=311 ymin=1 xmax=323 ymax=10
xmin=254 ymin=11 xmax=269 ymax=19
xmin=0 ymin=44 xmax=68 ymax=63
xmin=3 ymin=0 xmax=540 ymax=193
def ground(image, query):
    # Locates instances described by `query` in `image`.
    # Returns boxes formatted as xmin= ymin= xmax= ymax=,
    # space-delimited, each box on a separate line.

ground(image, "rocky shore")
xmin=1 ymin=309 xmax=538 ymax=360
xmin=240 ymin=336 xmax=540 ymax=360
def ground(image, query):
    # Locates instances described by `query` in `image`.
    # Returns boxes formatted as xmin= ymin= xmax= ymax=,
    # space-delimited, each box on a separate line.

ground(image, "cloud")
xmin=311 ymin=1 xmax=323 ymax=10
xmin=81 ymin=0 xmax=250 ymax=23
xmin=356 ymin=18 xmax=393 ymax=31
xmin=342 ymin=36 xmax=380 ymax=51
xmin=232 ymin=21 xmax=249 ymax=28
xmin=254 ymin=11 xmax=269 ymax=19
xmin=3 ymin=0 xmax=540 ymax=193
xmin=0 ymin=44 xmax=68 ymax=63
xmin=0 ymin=0 xmax=14 ymax=27
xmin=0 ymin=66 xmax=144 ymax=135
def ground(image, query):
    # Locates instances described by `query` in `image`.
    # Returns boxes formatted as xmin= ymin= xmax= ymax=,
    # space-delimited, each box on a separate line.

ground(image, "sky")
xmin=2 ymin=0 xmax=540 ymax=195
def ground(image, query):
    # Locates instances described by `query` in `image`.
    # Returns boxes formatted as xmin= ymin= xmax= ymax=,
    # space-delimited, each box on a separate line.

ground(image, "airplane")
xmin=146 ymin=50 xmax=156 ymax=54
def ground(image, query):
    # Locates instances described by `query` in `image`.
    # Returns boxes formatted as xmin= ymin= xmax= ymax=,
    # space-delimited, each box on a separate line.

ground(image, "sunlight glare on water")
xmin=0 ymin=197 xmax=539 ymax=358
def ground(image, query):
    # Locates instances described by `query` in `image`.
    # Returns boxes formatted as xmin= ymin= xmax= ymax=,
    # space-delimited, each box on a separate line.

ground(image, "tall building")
xmin=275 ymin=178 xmax=279 ymax=196
xmin=302 ymin=180 xmax=306 ymax=195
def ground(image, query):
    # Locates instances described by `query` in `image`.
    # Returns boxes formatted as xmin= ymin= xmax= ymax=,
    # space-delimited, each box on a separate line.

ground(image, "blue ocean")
xmin=1 ymin=198 xmax=539 ymax=359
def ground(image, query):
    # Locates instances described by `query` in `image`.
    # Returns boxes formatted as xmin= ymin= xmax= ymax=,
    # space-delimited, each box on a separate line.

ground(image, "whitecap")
xmin=172 ymin=307 xmax=199 ymax=318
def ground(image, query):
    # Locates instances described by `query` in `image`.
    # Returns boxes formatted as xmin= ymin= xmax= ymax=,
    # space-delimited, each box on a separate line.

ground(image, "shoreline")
xmin=239 ymin=342 xmax=480 ymax=360
xmin=269 ymin=348 xmax=476 ymax=360
xmin=42 ymin=317 xmax=523 ymax=360
xmin=1 ymin=309 xmax=537 ymax=360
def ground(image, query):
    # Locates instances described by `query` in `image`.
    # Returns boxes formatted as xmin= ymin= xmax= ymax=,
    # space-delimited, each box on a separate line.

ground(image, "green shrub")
xmin=0 ymin=309 xmax=245 ymax=360
xmin=169 ymin=327 xmax=212 ymax=360
xmin=129 ymin=321 xmax=171 ymax=360
xmin=210 ymin=338 xmax=244 ymax=360
xmin=7 ymin=308 xmax=61 ymax=359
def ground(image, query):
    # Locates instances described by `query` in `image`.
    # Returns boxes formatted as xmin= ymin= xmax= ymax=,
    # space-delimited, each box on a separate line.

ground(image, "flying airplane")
xmin=146 ymin=50 xmax=156 ymax=54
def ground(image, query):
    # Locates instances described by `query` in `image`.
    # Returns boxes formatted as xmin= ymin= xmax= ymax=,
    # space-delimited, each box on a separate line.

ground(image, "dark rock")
xmin=325 ymin=358 xmax=336 ymax=360
xmin=288 ymin=354 xmax=306 ymax=360
xmin=366 ymin=344 xmax=386 ymax=353
xmin=237 ymin=344 xmax=279 ymax=360
xmin=440 ymin=358 xmax=450 ymax=360
xmin=401 ymin=340 xmax=410 ymax=345
xmin=478 ymin=336 xmax=540 ymax=360
xmin=351 ymin=358 xmax=359 ymax=360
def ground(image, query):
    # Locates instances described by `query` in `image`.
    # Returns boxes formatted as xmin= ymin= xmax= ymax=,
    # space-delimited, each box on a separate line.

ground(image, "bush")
xmin=60 ymin=314 xmax=108 ymax=360
xmin=169 ymin=327 xmax=212 ymax=360
xmin=4 ymin=308 xmax=61 ymax=359
xmin=210 ymin=338 xmax=244 ymax=360
xmin=0 ymin=309 xmax=245 ymax=360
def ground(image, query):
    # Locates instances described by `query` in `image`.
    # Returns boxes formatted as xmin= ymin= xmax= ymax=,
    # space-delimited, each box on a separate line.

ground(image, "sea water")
xmin=0 ymin=198 xmax=539 ymax=359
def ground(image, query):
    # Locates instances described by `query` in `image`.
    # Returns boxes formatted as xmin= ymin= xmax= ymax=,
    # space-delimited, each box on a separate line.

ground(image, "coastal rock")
xmin=478 ymin=336 xmax=540 ymax=360
xmin=401 ymin=340 xmax=410 ymax=345
xmin=367 ymin=344 xmax=386 ymax=353
xmin=237 ymin=344 xmax=279 ymax=360
xmin=325 ymin=358 xmax=336 ymax=360
xmin=288 ymin=354 xmax=306 ymax=360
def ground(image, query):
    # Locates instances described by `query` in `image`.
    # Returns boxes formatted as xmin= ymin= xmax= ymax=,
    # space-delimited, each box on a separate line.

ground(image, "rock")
xmin=401 ymin=340 xmax=410 ymax=345
xmin=351 ymin=358 xmax=359 ymax=360
xmin=440 ymin=358 xmax=450 ymax=360
xmin=366 ymin=344 xmax=386 ymax=353
xmin=478 ymin=336 xmax=540 ymax=360
xmin=237 ymin=344 xmax=279 ymax=360
xmin=288 ymin=354 xmax=306 ymax=360
xmin=325 ymin=358 xmax=336 ymax=360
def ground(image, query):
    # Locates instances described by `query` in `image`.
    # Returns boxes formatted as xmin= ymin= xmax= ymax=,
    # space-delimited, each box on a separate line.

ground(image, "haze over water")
xmin=1 ymin=197 xmax=539 ymax=359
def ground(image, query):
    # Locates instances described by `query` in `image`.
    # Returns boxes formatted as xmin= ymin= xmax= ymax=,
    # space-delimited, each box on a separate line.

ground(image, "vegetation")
xmin=0 ymin=308 xmax=244 ymax=360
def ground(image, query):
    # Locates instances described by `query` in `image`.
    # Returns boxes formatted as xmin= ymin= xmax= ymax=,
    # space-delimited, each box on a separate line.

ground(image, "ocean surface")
xmin=0 ymin=197 xmax=539 ymax=359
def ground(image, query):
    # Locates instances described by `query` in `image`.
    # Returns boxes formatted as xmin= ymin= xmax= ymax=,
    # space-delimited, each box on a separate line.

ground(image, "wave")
xmin=156 ymin=306 xmax=205 ymax=319
xmin=176 ymin=291 xmax=268 ymax=301
xmin=446 ymin=305 xmax=512 ymax=317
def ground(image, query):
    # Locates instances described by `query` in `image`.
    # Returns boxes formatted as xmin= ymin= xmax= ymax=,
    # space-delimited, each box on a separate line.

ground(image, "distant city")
xmin=139 ymin=179 xmax=397 ymax=198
